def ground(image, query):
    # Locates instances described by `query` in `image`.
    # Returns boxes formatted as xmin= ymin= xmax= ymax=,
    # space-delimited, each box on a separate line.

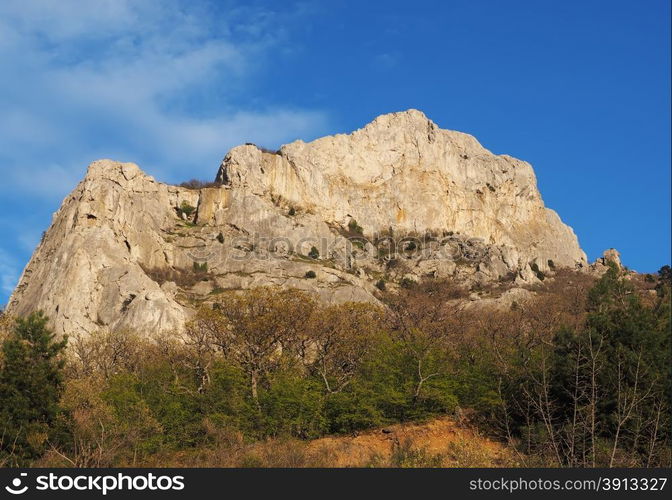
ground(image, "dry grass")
xmin=87 ymin=417 xmax=518 ymax=468
xmin=305 ymin=418 xmax=515 ymax=468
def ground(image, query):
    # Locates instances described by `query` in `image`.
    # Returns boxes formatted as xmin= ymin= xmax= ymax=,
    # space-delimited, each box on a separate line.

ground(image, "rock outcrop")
xmin=7 ymin=110 xmax=587 ymax=336
xmin=590 ymin=248 xmax=623 ymax=275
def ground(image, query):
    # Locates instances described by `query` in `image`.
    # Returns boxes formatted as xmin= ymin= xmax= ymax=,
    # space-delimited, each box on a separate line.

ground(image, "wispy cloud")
xmin=373 ymin=53 xmax=400 ymax=70
xmin=0 ymin=0 xmax=328 ymax=192
xmin=0 ymin=0 xmax=329 ymax=303
xmin=0 ymin=248 xmax=19 ymax=301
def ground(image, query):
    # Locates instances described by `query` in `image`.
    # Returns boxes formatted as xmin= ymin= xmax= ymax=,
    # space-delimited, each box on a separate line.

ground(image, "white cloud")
xmin=374 ymin=53 xmax=399 ymax=70
xmin=0 ymin=248 xmax=19 ymax=300
xmin=0 ymin=0 xmax=142 ymax=41
xmin=0 ymin=0 xmax=329 ymax=195
xmin=7 ymin=163 xmax=85 ymax=198
xmin=0 ymin=0 xmax=329 ymax=304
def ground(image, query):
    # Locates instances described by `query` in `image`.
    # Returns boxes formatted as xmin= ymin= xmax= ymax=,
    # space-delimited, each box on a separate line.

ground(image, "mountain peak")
xmin=9 ymin=110 xmax=586 ymax=337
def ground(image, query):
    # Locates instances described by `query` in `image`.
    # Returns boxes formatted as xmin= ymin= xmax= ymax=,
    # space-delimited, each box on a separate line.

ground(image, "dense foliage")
xmin=0 ymin=312 xmax=67 ymax=466
xmin=0 ymin=265 xmax=669 ymax=467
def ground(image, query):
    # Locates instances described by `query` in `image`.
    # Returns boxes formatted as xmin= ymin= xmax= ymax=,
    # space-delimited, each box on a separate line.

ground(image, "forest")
xmin=0 ymin=264 xmax=669 ymax=467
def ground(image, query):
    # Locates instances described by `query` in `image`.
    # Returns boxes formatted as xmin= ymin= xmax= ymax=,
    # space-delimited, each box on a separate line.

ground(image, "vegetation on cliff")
xmin=0 ymin=265 xmax=669 ymax=467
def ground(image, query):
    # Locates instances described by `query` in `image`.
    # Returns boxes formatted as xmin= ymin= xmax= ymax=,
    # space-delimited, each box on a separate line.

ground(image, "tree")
xmin=205 ymin=288 xmax=316 ymax=410
xmin=658 ymin=265 xmax=672 ymax=284
xmin=0 ymin=312 xmax=11 ymax=362
xmin=0 ymin=312 xmax=67 ymax=465
xmin=585 ymin=265 xmax=670 ymax=466
xmin=55 ymin=375 xmax=161 ymax=467
xmin=385 ymin=286 xmax=459 ymax=403
xmin=306 ymin=302 xmax=384 ymax=394
xmin=182 ymin=308 xmax=220 ymax=393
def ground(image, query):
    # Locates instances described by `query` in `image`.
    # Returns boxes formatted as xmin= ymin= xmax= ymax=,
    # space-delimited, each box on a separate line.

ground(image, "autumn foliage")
xmin=0 ymin=266 xmax=669 ymax=467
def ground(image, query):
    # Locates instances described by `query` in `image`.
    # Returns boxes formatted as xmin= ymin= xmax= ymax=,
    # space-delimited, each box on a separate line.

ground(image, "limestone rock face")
xmin=7 ymin=161 xmax=192 ymax=336
xmin=217 ymin=110 xmax=586 ymax=273
xmin=590 ymin=248 xmax=623 ymax=274
xmin=600 ymin=248 xmax=622 ymax=268
xmin=7 ymin=110 xmax=587 ymax=337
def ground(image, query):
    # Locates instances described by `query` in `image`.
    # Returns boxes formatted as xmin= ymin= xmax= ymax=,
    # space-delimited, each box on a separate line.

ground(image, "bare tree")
xmin=609 ymin=349 xmax=653 ymax=467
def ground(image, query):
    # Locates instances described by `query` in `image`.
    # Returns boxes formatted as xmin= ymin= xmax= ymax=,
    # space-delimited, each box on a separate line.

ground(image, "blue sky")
xmin=0 ymin=0 xmax=669 ymax=305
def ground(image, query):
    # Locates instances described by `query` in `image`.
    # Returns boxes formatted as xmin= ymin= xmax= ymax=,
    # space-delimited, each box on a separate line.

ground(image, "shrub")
xmin=386 ymin=258 xmax=400 ymax=269
xmin=308 ymin=246 xmax=320 ymax=259
xmin=259 ymin=373 xmax=327 ymax=439
xmin=178 ymin=201 xmax=197 ymax=218
xmin=12 ymin=264 xmax=669 ymax=468
xmin=375 ymin=280 xmax=386 ymax=291
xmin=193 ymin=262 xmax=208 ymax=273
xmin=216 ymin=232 xmax=225 ymax=244
xmin=348 ymin=219 xmax=364 ymax=235
xmin=403 ymin=241 xmax=417 ymax=251
xmin=288 ymin=207 xmax=296 ymax=216
xmin=305 ymin=271 xmax=317 ymax=279
xmin=400 ymin=277 xmax=416 ymax=289
xmin=179 ymin=179 xmax=222 ymax=190
xmin=530 ymin=262 xmax=545 ymax=281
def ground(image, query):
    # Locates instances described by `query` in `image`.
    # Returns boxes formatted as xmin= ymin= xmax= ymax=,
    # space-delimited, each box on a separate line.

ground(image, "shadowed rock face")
xmin=7 ymin=110 xmax=587 ymax=337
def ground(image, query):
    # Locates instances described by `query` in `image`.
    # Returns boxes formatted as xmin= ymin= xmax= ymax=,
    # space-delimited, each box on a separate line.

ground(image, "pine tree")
xmin=0 ymin=312 xmax=67 ymax=465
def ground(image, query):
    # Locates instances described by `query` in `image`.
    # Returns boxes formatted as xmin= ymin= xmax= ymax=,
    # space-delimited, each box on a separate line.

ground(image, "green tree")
xmin=0 ymin=312 xmax=67 ymax=465
xmin=545 ymin=264 xmax=670 ymax=466
xmin=586 ymin=265 xmax=670 ymax=466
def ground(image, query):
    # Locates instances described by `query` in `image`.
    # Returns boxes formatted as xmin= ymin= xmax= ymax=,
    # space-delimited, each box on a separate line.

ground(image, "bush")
xmin=404 ymin=240 xmax=417 ymax=251
xmin=216 ymin=232 xmax=225 ymax=244
xmin=308 ymin=246 xmax=320 ymax=259
xmin=179 ymin=179 xmax=222 ymax=190
xmin=304 ymin=271 xmax=317 ymax=279
xmin=348 ymin=219 xmax=364 ymax=235
xmin=288 ymin=207 xmax=296 ymax=216
xmin=400 ymin=277 xmax=416 ymax=289
xmin=386 ymin=258 xmax=401 ymax=269
xmin=178 ymin=201 xmax=197 ymax=218
xmin=375 ymin=280 xmax=386 ymax=291
xmin=12 ymin=267 xmax=670 ymax=468
xmin=530 ymin=262 xmax=545 ymax=281
xmin=193 ymin=262 xmax=208 ymax=273
xmin=260 ymin=373 xmax=326 ymax=439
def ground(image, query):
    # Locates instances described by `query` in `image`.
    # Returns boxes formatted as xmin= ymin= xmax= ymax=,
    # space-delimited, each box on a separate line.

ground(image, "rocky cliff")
xmin=7 ymin=110 xmax=587 ymax=336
